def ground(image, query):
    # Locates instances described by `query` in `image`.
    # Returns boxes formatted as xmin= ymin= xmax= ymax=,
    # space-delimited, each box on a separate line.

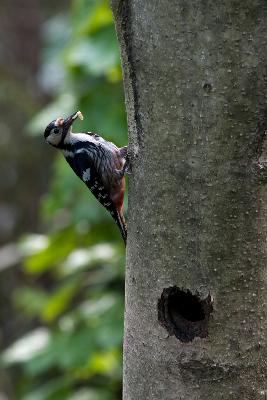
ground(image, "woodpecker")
xmin=44 ymin=111 xmax=128 ymax=245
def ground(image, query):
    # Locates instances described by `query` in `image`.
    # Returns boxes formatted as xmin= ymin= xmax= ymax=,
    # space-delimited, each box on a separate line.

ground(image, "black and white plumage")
xmin=44 ymin=111 xmax=128 ymax=245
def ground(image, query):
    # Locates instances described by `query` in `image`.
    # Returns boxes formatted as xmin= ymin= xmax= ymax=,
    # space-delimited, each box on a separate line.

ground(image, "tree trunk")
xmin=111 ymin=1 xmax=267 ymax=399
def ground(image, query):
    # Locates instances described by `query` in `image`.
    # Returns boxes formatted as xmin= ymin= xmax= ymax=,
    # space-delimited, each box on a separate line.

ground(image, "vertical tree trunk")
xmin=111 ymin=1 xmax=267 ymax=399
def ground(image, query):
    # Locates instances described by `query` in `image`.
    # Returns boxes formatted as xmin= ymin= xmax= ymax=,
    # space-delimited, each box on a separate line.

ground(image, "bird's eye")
xmin=53 ymin=128 xmax=60 ymax=134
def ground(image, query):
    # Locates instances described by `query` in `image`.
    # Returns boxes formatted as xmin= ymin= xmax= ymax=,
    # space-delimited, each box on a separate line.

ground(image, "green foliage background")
xmin=1 ymin=1 xmax=127 ymax=399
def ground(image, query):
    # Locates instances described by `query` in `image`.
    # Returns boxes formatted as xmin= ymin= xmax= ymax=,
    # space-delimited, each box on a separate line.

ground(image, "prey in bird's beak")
xmin=62 ymin=110 xmax=84 ymax=131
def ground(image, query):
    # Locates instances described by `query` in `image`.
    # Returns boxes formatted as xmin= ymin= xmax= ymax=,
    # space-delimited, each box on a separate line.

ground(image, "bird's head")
xmin=44 ymin=111 xmax=83 ymax=147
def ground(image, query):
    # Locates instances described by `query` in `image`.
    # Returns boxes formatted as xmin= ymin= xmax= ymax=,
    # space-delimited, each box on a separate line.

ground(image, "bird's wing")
xmin=85 ymin=131 xmax=100 ymax=137
xmin=67 ymin=150 xmax=127 ymax=244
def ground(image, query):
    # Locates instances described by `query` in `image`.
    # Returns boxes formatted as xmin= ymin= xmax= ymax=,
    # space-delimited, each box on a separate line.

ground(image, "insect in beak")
xmin=63 ymin=111 xmax=84 ymax=130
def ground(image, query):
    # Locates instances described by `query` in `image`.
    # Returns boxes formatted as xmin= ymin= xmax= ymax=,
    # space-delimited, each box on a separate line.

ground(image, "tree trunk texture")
xmin=111 ymin=1 xmax=267 ymax=399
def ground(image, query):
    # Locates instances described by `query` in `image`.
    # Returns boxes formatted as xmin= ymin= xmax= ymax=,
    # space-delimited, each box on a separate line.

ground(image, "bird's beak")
xmin=63 ymin=111 xmax=84 ymax=130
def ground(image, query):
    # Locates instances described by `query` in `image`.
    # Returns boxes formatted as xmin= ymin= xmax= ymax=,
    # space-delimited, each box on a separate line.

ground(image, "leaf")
xmin=24 ymin=228 xmax=77 ymax=273
xmin=14 ymin=287 xmax=48 ymax=316
xmin=72 ymin=0 xmax=113 ymax=35
xmin=78 ymin=294 xmax=118 ymax=319
xmin=21 ymin=328 xmax=95 ymax=376
xmin=41 ymin=281 xmax=79 ymax=322
xmin=21 ymin=377 xmax=71 ymax=400
xmin=87 ymin=349 xmax=120 ymax=375
xmin=61 ymin=244 xmax=117 ymax=275
xmin=2 ymin=328 xmax=50 ymax=364
xmin=65 ymin=26 xmax=120 ymax=76
xmin=81 ymin=292 xmax=124 ymax=349
xmin=19 ymin=235 xmax=49 ymax=257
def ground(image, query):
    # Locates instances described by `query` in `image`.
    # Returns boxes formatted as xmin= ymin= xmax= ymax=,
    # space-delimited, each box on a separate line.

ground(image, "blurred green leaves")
xmin=3 ymin=0 xmax=127 ymax=399
xmin=2 ymin=328 xmax=50 ymax=364
xmin=65 ymin=26 xmax=120 ymax=76
xmin=72 ymin=0 xmax=114 ymax=35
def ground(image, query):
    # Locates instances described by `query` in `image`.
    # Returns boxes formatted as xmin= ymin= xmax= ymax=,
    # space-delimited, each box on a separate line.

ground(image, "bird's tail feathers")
xmin=114 ymin=210 xmax=127 ymax=246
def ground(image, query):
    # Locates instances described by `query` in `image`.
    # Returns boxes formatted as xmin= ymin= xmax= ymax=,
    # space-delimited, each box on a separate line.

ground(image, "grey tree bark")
xmin=111 ymin=1 xmax=267 ymax=399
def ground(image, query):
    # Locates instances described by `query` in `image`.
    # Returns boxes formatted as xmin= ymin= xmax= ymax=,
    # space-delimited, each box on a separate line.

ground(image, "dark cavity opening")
xmin=169 ymin=289 xmax=205 ymax=322
xmin=158 ymin=286 xmax=213 ymax=343
xmin=203 ymin=82 xmax=212 ymax=93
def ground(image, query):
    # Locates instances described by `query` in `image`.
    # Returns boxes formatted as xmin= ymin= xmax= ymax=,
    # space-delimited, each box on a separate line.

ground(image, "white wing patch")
xmin=82 ymin=168 xmax=91 ymax=182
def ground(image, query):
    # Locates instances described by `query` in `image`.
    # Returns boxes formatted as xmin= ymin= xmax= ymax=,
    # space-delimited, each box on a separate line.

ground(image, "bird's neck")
xmin=59 ymin=132 xmax=91 ymax=154
xmin=56 ymin=130 xmax=72 ymax=149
